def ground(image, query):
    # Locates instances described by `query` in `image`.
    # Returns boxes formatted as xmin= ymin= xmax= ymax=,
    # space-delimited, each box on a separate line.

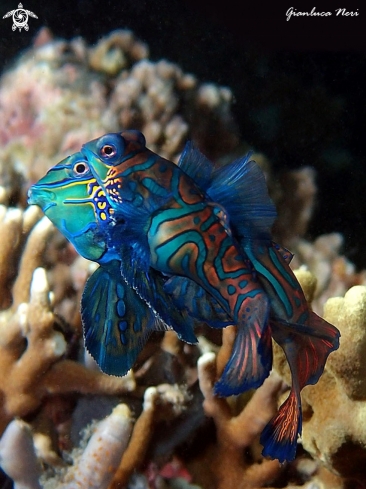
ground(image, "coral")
xmin=38 ymin=384 xmax=190 ymax=488
xmin=0 ymin=28 xmax=239 ymax=202
xmin=272 ymin=271 xmax=366 ymax=486
xmin=109 ymin=384 xmax=189 ymax=488
xmin=301 ymin=285 xmax=366 ymax=483
xmin=0 ymin=419 xmax=42 ymax=489
xmin=272 ymin=166 xmax=317 ymax=246
xmin=197 ymin=351 xmax=284 ymax=489
xmin=0 ymin=205 xmax=136 ymax=483
xmin=292 ymin=233 xmax=366 ymax=316
xmin=63 ymin=404 xmax=134 ymax=488
xmin=192 ymin=321 xmax=294 ymax=489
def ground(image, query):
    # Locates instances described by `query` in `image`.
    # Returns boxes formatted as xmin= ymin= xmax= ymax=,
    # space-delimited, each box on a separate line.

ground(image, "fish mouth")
xmin=27 ymin=186 xmax=56 ymax=213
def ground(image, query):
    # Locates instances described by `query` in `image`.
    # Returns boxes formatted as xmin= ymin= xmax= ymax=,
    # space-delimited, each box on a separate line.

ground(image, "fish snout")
xmin=27 ymin=186 xmax=56 ymax=211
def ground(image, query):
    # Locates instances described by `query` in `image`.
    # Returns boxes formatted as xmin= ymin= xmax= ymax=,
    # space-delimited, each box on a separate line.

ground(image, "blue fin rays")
xmin=215 ymin=294 xmax=272 ymax=396
xmin=261 ymin=312 xmax=340 ymax=462
xmin=178 ymin=142 xmax=213 ymax=192
xmin=208 ymin=154 xmax=277 ymax=242
xmin=82 ymin=261 xmax=160 ymax=376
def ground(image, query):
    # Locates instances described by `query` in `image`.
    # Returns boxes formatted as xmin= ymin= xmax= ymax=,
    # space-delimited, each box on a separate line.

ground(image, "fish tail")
xmin=214 ymin=294 xmax=272 ymax=396
xmin=273 ymin=311 xmax=340 ymax=386
xmin=261 ymin=312 xmax=340 ymax=462
xmin=260 ymin=383 xmax=301 ymax=463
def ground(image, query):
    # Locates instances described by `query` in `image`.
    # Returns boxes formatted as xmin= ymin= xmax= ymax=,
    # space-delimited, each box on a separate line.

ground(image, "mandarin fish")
xmin=28 ymin=133 xmax=340 ymax=463
xmin=27 ymin=154 xmax=232 ymax=375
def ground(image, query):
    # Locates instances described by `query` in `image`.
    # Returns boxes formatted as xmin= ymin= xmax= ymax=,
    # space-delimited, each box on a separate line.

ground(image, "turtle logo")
xmin=3 ymin=3 xmax=38 ymax=31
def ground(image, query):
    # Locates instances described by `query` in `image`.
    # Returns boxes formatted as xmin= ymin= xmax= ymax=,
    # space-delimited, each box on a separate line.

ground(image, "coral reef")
xmin=0 ymin=26 xmax=364 ymax=489
xmin=272 ymin=273 xmax=366 ymax=487
xmin=0 ymin=205 xmax=135 ymax=480
xmin=197 ymin=350 xmax=284 ymax=489
xmin=0 ymin=28 xmax=239 ymax=204
xmin=302 ymin=284 xmax=366 ymax=483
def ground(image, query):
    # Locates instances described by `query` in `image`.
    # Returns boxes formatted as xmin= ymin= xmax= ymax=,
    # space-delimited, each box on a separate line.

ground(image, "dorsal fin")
xmin=177 ymin=141 xmax=213 ymax=191
xmin=207 ymin=153 xmax=277 ymax=242
xmin=272 ymin=241 xmax=294 ymax=264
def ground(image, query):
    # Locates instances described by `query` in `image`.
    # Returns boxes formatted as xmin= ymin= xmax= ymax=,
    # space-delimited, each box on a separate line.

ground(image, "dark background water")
xmin=0 ymin=0 xmax=365 ymax=267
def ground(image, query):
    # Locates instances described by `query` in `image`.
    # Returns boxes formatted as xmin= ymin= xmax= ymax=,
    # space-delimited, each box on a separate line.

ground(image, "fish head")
xmin=27 ymin=153 xmax=113 ymax=262
xmin=81 ymin=130 xmax=147 ymax=183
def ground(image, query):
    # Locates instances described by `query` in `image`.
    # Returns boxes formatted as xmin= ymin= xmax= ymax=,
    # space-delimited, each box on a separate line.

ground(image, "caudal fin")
xmin=261 ymin=384 xmax=301 ymax=463
xmin=260 ymin=312 xmax=340 ymax=462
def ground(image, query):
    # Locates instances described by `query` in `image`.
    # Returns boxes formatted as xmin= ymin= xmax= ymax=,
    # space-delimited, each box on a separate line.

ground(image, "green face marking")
xmin=28 ymin=152 xmax=114 ymax=262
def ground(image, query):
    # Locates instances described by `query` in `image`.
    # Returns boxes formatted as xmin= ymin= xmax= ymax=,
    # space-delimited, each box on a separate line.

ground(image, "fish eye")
xmin=101 ymin=145 xmax=117 ymax=158
xmin=95 ymin=134 xmax=125 ymax=165
xmin=73 ymin=161 xmax=90 ymax=176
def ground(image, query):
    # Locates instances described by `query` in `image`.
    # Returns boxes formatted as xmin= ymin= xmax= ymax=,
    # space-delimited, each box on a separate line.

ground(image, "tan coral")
xmin=272 ymin=270 xmax=366 ymax=485
xmin=195 ymin=327 xmax=286 ymax=489
xmin=289 ymin=233 xmax=366 ymax=317
xmin=272 ymin=167 xmax=316 ymax=246
xmin=300 ymin=286 xmax=366 ymax=482
xmin=88 ymin=30 xmax=149 ymax=75
xmin=0 ymin=211 xmax=136 ymax=439
xmin=109 ymin=383 xmax=190 ymax=488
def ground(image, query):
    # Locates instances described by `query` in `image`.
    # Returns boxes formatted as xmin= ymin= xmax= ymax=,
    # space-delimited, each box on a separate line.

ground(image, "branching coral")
xmin=0 ymin=206 xmax=136 ymax=483
xmin=63 ymin=404 xmax=134 ymax=488
xmin=109 ymin=384 xmax=189 ymax=488
xmin=196 ymin=337 xmax=284 ymax=489
xmin=37 ymin=383 xmax=190 ymax=488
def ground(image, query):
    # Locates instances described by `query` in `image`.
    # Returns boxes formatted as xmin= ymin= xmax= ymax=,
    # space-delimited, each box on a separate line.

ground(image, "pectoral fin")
xmin=82 ymin=261 xmax=165 ymax=376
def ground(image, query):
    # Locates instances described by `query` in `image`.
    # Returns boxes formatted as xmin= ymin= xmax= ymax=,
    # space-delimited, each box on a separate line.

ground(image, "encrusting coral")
xmin=271 ymin=271 xmax=366 ymax=487
xmin=301 ymin=284 xmax=366 ymax=484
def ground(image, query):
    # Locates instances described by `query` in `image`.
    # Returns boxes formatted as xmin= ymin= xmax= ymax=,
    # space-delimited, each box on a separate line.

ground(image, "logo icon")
xmin=3 ymin=3 xmax=38 ymax=31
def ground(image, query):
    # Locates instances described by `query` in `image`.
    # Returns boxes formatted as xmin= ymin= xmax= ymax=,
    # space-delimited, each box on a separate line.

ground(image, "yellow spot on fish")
xmin=100 ymin=212 xmax=107 ymax=221
xmin=98 ymin=201 xmax=107 ymax=209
